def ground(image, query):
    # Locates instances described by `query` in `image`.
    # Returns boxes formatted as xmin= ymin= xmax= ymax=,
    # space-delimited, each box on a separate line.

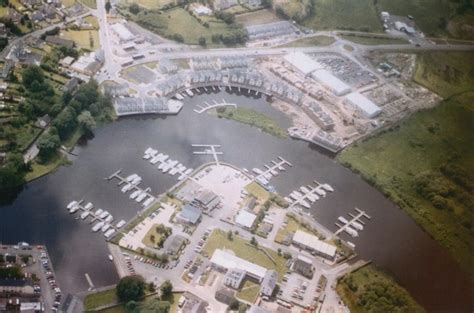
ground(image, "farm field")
xmin=61 ymin=29 xmax=100 ymax=50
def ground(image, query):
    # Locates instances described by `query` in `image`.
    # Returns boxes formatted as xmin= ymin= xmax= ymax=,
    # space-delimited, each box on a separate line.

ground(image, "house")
xmin=60 ymin=56 xmax=75 ymax=67
xmin=292 ymin=254 xmax=314 ymax=278
xmin=62 ymin=77 xmax=79 ymax=93
xmin=45 ymin=36 xmax=75 ymax=49
xmin=35 ymin=114 xmax=51 ymax=129
xmin=0 ymin=279 xmax=35 ymax=294
xmin=260 ymin=270 xmax=277 ymax=296
xmin=223 ymin=268 xmax=246 ymax=289
xmin=164 ymin=235 xmax=186 ymax=256
xmin=181 ymin=292 xmax=208 ymax=313
xmin=176 ymin=204 xmax=202 ymax=225
xmin=235 ymin=209 xmax=257 ymax=230
xmin=30 ymin=11 xmax=45 ymax=22
xmin=193 ymin=5 xmax=212 ymax=16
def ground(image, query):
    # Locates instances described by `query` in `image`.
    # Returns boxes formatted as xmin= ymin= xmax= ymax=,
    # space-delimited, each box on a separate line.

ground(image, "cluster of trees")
xmin=214 ymin=11 xmax=234 ymax=24
xmin=210 ymin=28 xmax=247 ymax=45
xmin=0 ymin=152 xmax=28 ymax=193
xmin=0 ymin=17 xmax=22 ymax=36
xmin=0 ymin=266 xmax=23 ymax=279
xmin=129 ymin=3 xmax=140 ymax=14
xmin=41 ymin=46 xmax=79 ymax=72
xmin=40 ymin=27 xmax=60 ymax=40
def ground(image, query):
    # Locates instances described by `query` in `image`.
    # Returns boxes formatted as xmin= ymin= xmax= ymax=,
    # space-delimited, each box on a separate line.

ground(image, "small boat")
xmin=347 ymin=241 xmax=356 ymax=249
xmin=263 ymin=173 xmax=272 ymax=180
xmin=184 ymin=168 xmax=193 ymax=175
xmin=150 ymin=156 xmax=160 ymax=164
xmin=126 ymin=174 xmax=138 ymax=182
xmin=289 ymin=192 xmax=300 ymax=201
xmin=293 ymin=191 xmax=303 ymax=198
xmin=270 ymin=169 xmax=278 ymax=176
xmin=256 ymin=176 xmax=268 ymax=186
xmin=322 ymin=183 xmax=334 ymax=192
xmin=99 ymin=211 xmax=109 ymax=219
xmin=108 ymin=254 xmax=114 ymax=261
xmin=143 ymin=154 xmax=152 ymax=160
xmin=284 ymin=197 xmax=293 ymax=204
xmin=315 ymin=187 xmax=326 ymax=197
xmin=84 ymin=202 xmax=94 ymax=210
xmin=351 ymin=220 xmax=364 ymax=231
xmin=142 ymin=197 xmax=154 ymax=207
xmin=67 ymin=201 xmax=78 ymax=209
xmin=252 ymin=168 xmax=263 ymax=175
xmin=80 ymin=211 xmax=90 ymax=220
xmin=92 ymin=222 xmax=104 ymax=232
xmin=105 ymin=215 xmax=114 ymax=223
xmin=338 ymin=216 xmax=349 ymax=224
xmin=175 ymin=93 xmax=184 ymax=100
xmin=129 ymin=190 xmax=141 ymax=200
xmin=306 ymin=193 xmax=317 ymax=203
xmin=185 ymin=89 xmax=194 ymax=97
xmin=344 ymin=225 xmax=359 ymax=237
xmin=136 ymin=192 xmax=148 ymax=203
xmin=121 ymin=184 xmax=132 ymax=193
xmin=101 ymin=223 xmax=111 ymax=232
xmin=105 ymin=229 xmax=116 ymax=239
xmin=116 ymin=220 xmax=126 ymax=228
xmin=300 ymin=186 xmax=310 ymax=193
xmin=69 ymin=206 xmax=80 ymax=214
xmin=131 ymin=176 xmax=142 ymax=185
xmin=299 ymin=200 xmax=311 ymax=209
xmin=95 ymin=208 xmax=103 ymax=216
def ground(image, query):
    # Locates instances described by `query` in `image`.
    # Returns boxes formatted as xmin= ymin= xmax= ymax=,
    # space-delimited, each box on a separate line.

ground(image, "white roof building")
xmin=235 ymin=210 xmax=257 ymax=229
xmin=111 ymin=23 xmax=135 ymax=42
xmin=210 ymin=249 xmax=267 ymax=281
xmin=344 ymin=92 xmax=381 ymax=118
xmin=193 ymin=5 xmax=212 ymax=15
xmin=311 ymin=69 xmax=351 ymax=96
xmin=292 ymin=230 xmax=337 ymax=260
xmin=283 ymin=52 xmax=323 ymax=76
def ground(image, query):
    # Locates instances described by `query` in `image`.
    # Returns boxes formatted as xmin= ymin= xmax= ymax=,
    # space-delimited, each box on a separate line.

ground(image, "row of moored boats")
xmin=284 ymin=183 xmax=334 ymax=209
xmin=121 ymin=174 xmax=155 ymax=207
xmin=144 ymin=148 xmax=193 ymax=181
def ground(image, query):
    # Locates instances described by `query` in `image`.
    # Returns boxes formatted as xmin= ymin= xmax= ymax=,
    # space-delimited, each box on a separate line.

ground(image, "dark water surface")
xmin=0 ymin=90 xmax=472 ymax=311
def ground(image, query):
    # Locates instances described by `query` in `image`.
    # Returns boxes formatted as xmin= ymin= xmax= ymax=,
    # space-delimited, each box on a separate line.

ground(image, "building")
xmin=213 ymin=0 xmax=238 ymax=10
xmin=302 ymin=102 xmax=335 ymax=131
xmin=180 ymin=292 xmax=208 ymax=313
xmin=0 ymin=279 xmax=35 ymax=294
xmin=224 ymin=268 xmax=246 ymax=289
xmin=192 ymin=189 xmax=220 ymax=212
xmin=240 ymin=0 xmax=261 ymax=7
xmin=60 ymin=56 xmax=75 ymax=67
xmin=311 ymin=69 xmax=351 ymax=96
xmin=111 ymin=23 xmax=135 ymax=42
xmin=344 ymin=92 xmax=381 ymax=118
xmin=260 ymin=270 xmax=277 ymax=296
xmin=292 ymin=230 xmax=337 ymax=261
xmin=176 ymin=204 xmax=202 ymax=225
xmin=164 ymin=235 xmax=186 ymax=256
xmin=292 ymin=254 xmax=314 ymax=278
xmin=283 ymin=52 xmax=323 ymax=76
xmin=45 ymin=36 xmax=75 ymax=49
xmin=193 ymin=5 xmax=212 ymax=16
xmin=62 ymin=77 xmax=79 ymax=93
xmin=35 ymin=114 xmax=51 ymax=129
xmin=235 ymin=210 xmax=257 ymax=230
xmin=210 ymin=249 xmax=267 ymax=281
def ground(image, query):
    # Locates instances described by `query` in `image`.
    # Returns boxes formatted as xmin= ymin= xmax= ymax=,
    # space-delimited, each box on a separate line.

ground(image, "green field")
xmin=121 ymin=7 xmax=244 ymax=46
xmin=340 ymin=34 xmax=409 ymax=45
xmin=300 ymin=0 xmax=382 ymax=32
xmin=413 ymin=52 xmax=474 ymax=98
xmin=236 ymin=279 xmax=260 ymax=303
xmin=121 ymin=0 xmax=174 ymax=10
xmin=377 ymin=0 xmax=474 ymax=39
xmin=280 ymin=35 xmax=335 ymax=47
xmin=202 ymin=229 xmax=288 ymax=279
xmin=61 ymin=30 xmax=100 ymax=51
xmin=337 ymin=265 xmax=425 ymax=313
xmin=213 ymin=106 xmax=288 ymax=139
xmin=84 ymin=288 xmax=118 ymax=311
xmin=80 ymin=0 xmax=97 ymax=9
xmin=245 ymin=182 xmax=270 ymax=202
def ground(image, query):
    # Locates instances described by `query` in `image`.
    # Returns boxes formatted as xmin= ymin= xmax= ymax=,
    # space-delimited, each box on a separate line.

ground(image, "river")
xmin=0 ymin=89 xmax=472 ymax=312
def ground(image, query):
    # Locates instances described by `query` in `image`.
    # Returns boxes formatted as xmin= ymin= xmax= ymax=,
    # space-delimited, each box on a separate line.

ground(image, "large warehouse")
xmin=292 ymin=230 xmax=337 ymax=260
xmin=111 ymin=23 xmax=135 ymax=42
xmin=344 ymin=92 xmax=382 ymax=118
xmin=210 ymin=249 xmax=267 ymax=281
xmin=283 ymin=52 xmax=323 ymax=76
xmin=311 ymin=69 xmax=352 ymax=96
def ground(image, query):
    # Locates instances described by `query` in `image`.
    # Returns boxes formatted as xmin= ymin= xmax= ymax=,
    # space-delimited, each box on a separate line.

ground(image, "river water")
xmin=0 ymin=89 xmax=472 ymax=312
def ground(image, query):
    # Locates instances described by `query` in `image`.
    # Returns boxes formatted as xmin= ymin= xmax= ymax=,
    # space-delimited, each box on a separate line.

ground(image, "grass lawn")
xmin=62 ymin=128 xmax=83 ymax=151
xmin=98 ymin=293 xmax=182 ymax=313
xmin=236 ymin=279 xmax=260 ymax=303
xmin=80 ymin=0 xmax=96 ymax=9
xmin=62 ymin=0 xmax=76 ymax=7
xmin=301 ymin=0 xmax=382 ymax=33
xmin=25 ymin=153 xmax=66 ymax=182
xmin=15 ymin=125 xmax=41 ymax=151
xmin=413 ymin=52 xmax=474 ymax=98
xmin=141 ymin=223 xmax=165 ymax=248
xmin=122 ymin=7 xmax=243 ymax=46
xmin=144 ymin=61 xmax=158 ymax=69
xmin=121 ymin=0 xmax=174 ymax=10
xmin=235 ymin=9 xmax=280 ymax=26
xmin=274 ymin=214 xmax=320 ymax=243
xmin=280 ymin=35 xmax=335 ymax=47
xmin=245 ymin=182 xmax=270 ymax=203
xmin=61 ymin=30 xmax=100 ymax=51
xmin=0 ymin=6 xmax=8 ymax=17
xmin=338 ymin=92 xmax=474 ymax=275
xmin=84 ymin=288 xmax=118 ymax=311
xmin=99 ymin=306 xmax=126 ymax=313
xmin=340 ymin=34 xmax=409 ymax=45
xmin=202 ymin=229 xmax=288 ymax=280
xmin=213 ymin=106 xmax=288 ymax=139
xmin=84 ymin=15 xmax=99 ymax=28
xmin=337 ymin=265 xmax=425 ymax=313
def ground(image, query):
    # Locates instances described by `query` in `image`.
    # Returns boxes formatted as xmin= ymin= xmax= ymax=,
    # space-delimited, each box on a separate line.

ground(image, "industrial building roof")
xmin=178 ymin=204 xmax=202 ymax=224
xmin=344 ymin=92 xmax=381 ymax=118
xmin=311 ymin=69 xmax=351 ymax=96
xmin=284 ymin=52 xmax=323 ymax=75
xmin=111 ymin=23 xmax=135 ymax=41
xmin=235 ymin=210 xmax=257 ymax=228
xmin=210 ymin=249 xmax=267 ymax=280
xmin=293 ymin=230 xmax=337 ymax=258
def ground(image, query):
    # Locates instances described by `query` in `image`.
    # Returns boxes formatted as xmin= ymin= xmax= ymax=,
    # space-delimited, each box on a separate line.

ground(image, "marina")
xmin=251 ymin=156 xmax=292 ymax=186
xmin=107 ymin=170 xmax=156 ymax=207
xmin=143 ymin=147 xmax=195 ymax=181
xmin=334 ymin=208 xmax=371 ymax=238
xmin=287 ymin=180 xmax=335 ymax=209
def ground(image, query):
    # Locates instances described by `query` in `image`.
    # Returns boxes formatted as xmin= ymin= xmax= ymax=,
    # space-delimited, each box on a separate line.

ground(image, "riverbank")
xmin=337 ymin=265 xmax=425 ymax=313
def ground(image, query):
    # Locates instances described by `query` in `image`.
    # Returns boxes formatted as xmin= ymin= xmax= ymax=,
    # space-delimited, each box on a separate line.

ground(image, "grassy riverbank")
xmin=212 ymin=106 xmax=288 ymax=139
xmin=337 ymin=265 xmax=425 ymax=313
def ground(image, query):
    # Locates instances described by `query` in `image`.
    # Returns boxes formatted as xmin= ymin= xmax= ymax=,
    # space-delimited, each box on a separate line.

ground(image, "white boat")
xmin=185 ymin=89 xmax=194 ymax=97
xmin=95 ymin=208 xmax=103 ymax=216
xmin=315 ymin=188 xmax=326 ymax=197
xmin=175 ymin=93 xmax=184 ymax=100
xmin=121 ymin=184 xmax=133 ymax=193
xmin=108 ymin=254 xmax=114 ymax=261
xmin=99 ymin=211 xmax=109 ymax=219
xmin=80 ymin=211 xmax=90 ymax=220
xmin=105 ymin=215 xmax=114 ymax=223
xmin=300 ymin=186 xmax=310 ymax=193
xmin=284 ymin=197 xmax=293 ymax=204
xmin=92 ymin=222 xmax=104 ymax=232
xmin=351 ymin=220 xmax=364 ymax=231
xmin=263 ymin=172 xmax=272 ymax=180
xmin=270 ymin=169 xmax=278 ymax=176
xmin=101 ymin=223 xmax=111 ymax=232
xmin=158 ymin=162 xmax=166 ymax=170
xmin=252 ymin=168 xmax=263 ymax=175
xmin=161 ymin=154 xmax=169 ymax=162
xmin=150 ymin=156 xmax=160 ymax=164
xmin=142 ymin=197 xmax=154 ymax=207
xmin=256 ymin=176 xmax=268 ymax=186
xmin=178 ymin=174 xmax=186 ymax=181
xmin=136 ymin=191 xmax=148 ymax=203
xmin=69 ymin=206 xmax=80 ymax=214
xmin=131 ymin=176 xmax=142 ymax=185
xmin=322 ymin=183 xmax=334 ymax=192
xmin=67 ymin=201 xmax=78 ymax=209
xmin=293 ymin=191 xmax=303 ymax=198
xmin=306 ymin=193 xmax=317 ymax=203
xmin=344 ymin=225 xmax=359 ymax=237
xmin=338 ymin=216 xmax=349 ymax=224
xmin=84 ymin=202 xmax=94 ymax=210
xmin=126 ymin=174 xmax=138 ymax=182
xmin=347 ymin=241 xmax=356 ymax=249
xmin=129 ymin=190 xmax=141 ymax=200
xmin=105 ymin=229 xmax=116 ymax=239
xmin=184 ymin=168 xmax=193 ymax=175
xmin=144 ymin=147 xmax=154 ymax=155
xmin=299 ymin=200 xmax=311 ymax=209
xmin=289 ymin=192 xmax=300 ymax=201
xmin=162 ymin=163 xmax=173 ymax=173
xmin=143 ymin=154 xmax=152 ymax=160
xmin=116 ymin=220 xmax=126 ymax=229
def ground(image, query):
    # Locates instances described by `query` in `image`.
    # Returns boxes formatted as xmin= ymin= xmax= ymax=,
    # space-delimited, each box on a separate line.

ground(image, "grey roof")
xmin=260 ymin=270 xmax=278 ymax=294
xmin=0 ymin=278 xmax=31 ymax=287
xmin=178 ymin=204 xmax=202 ymax=224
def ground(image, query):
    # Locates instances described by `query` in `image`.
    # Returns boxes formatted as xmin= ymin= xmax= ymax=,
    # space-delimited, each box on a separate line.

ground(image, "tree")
xmin=160 ymin=280 xmax=173 ymax=299
xmin=140 ymin=299 xmax=170 ymax=313
xmin=198 ymin=36 xmax=206 ymax=46
xmin=148 ymin=282 xmax=156 ymax=292
xmin=129 ymin=3 xmax=140 ymax=14
xmin=53 ymin=107 xmax=77 ymax=140
xmin=250 ymin=236 xmax=258 ymax=246
xmin=77 ymin=110 xmax=96 ymax=135
xmin=37 ymin=132 xmax=60 ymax=160
xmin=105 ymin=0 xmax=111 ymax=12
xmin=21 ymin=65 xmax=45 ymax=90
xmin=227 ymin=230 xmax=233 ymax=240
xmin=116 ymin=275 xmax=145 ymax=302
